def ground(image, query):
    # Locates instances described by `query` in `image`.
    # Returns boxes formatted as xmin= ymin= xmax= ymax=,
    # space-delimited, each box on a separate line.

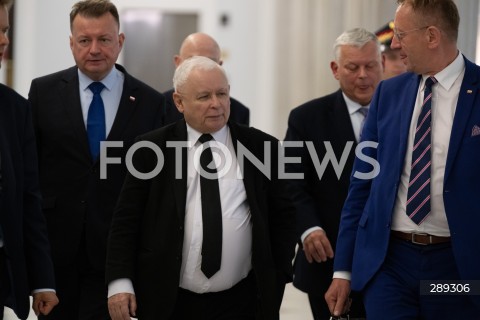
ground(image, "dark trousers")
xmin=39 ymin=237 xmax=109 ymax=320
xmin=363 ymin=237 xmax=479 ymax=319
xmin=170 ymin=272 xmax=257 ymax=320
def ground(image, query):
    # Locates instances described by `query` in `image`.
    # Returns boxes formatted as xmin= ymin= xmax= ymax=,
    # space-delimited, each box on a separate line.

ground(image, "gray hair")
xmin=173 ymin=55 xmax=227 ymax=91
xmin=333 ymin=28 xmax=381 ymax=61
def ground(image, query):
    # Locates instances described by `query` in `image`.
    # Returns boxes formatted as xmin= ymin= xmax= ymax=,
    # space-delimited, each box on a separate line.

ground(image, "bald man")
xmin=163 ymin=32 xmax=250 ymax=126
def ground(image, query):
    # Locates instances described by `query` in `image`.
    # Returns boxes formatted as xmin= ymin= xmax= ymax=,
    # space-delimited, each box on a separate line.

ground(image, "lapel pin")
xmin=129 ymin=96 xmax=136 ymax=101
xmin=467 ymin=90 xmax=473 ymax=94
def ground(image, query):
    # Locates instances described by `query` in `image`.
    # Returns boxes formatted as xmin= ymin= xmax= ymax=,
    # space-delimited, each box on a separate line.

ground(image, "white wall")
xmin=11 ymin=0 xmax=478 ymax=139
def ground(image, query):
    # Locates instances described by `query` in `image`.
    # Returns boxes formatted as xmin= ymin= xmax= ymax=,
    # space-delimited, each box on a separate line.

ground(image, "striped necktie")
xmin=406 ymin=76 xmax=437 ymax=224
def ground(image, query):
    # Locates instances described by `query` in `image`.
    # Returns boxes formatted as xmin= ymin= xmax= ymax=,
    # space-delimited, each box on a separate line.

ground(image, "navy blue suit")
xmin=335 ymin=56 xmax=480 ymax=312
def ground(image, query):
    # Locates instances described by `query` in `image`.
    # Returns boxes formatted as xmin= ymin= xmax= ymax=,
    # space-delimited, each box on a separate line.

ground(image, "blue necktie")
xmin=406 ymin=77 xmax=437 ymax=224
xmin=198 ymin=134 xmax=223 ymax=278
xmin=87 ymin=82 xmax=106 ymax=160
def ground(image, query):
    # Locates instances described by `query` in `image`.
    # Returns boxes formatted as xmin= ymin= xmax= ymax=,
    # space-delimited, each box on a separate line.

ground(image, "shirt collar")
xmin=78 ymin=67 xmax=120 ymax=92
xmin=186 ymin=123 xmax=229 ymax=149
xmin=422 ymin=51 xmax=464 ymax=91
xmin=342 ymin=92 xmax=370 ymax=115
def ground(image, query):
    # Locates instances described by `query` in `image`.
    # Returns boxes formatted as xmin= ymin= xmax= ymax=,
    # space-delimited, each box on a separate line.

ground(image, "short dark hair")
xmin=397 ymin=0 xmax=459 ymax=41
xmin=0 ymin=0 xmax=12 ymax=8
xmin=70 ymin=0 xmax=120 ymax=31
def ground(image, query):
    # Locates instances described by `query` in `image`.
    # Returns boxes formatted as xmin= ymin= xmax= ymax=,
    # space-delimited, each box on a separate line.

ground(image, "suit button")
xmin=80 ymin=200 xmax=86 ymax=204
xmin=179 ymin=226 xmax=183 ymax=231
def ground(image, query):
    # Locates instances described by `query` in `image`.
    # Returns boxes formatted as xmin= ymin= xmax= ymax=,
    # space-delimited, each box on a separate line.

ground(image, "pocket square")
xmin=472 ymin=124 xmax=480 ymax=137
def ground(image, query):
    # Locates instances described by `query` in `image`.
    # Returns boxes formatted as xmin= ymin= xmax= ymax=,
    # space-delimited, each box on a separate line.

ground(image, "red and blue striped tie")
xmin=406 ymin=76 xmax=437 ymax=225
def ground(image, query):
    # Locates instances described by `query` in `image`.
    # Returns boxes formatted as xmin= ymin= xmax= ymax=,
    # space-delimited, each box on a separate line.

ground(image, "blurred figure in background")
xmin=163 ymin=32 xmax=250 ymax=126
xmin=375 ymin=21 xmax=407 ymax=79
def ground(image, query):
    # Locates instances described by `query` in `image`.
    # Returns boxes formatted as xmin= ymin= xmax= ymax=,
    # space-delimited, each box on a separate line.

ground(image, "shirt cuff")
xmin=108 ymin=278 xmax=135 ymax=298
xmin=31 ymin=288 xmax=56 ymax=294
xmin=333 ymin=271 xmax=351 ymax=281
xmin=300 ymin=226 xmax=323 ymax=243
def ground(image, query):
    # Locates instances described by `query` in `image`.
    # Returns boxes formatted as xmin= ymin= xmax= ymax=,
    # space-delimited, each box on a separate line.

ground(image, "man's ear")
xmin=174 ymin=55 xmax=182 ymax=67
xmin=173 ymin=92 xmax=184 ymax=113
xmin=330 ymin=61 xmax=340 ymax=80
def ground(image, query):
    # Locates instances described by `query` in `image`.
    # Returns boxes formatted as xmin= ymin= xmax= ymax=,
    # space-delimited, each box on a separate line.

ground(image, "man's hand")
xmin=325 ymin=278 xmax=351 ymax=317
xmin=108 ymin=293 xmax=137 ymax=320
xmin=32 ymin=291 xmax=59 ymax=316
xmin=303 ymin=229 xmax=334 ymax=263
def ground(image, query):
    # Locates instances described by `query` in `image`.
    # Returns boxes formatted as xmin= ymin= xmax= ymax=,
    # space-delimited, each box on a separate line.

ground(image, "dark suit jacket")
xmin=163 ymin=88 xmax=250 ymax=126
xmin=334 ymin=56 xmax=480 ymax=308
xmin=0 ymin=84 xmax=55 ymax=320
xmin=28 ymin=64 xmax=165 ymax=270
xmin=284 ymin=90 xmax=356 ymax=293
xmin=285 ymin=91 xmax=366 ymax=317
xmin=106 ymin=120 xmax=296 ymax=319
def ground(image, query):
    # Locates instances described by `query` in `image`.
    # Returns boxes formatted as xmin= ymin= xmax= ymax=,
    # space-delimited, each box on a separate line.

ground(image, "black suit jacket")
xmin=0 ymin=84 xmax=55 ymax=320
xmin=163 ymin=88 xmax=250 ymax=126
xmin=284 ymin=90 xmax=357 ymax=291
xmin=28 ymin=64 xmax=165 ymax=270
xmin=106 ymin=120 xmax=296 ymax=319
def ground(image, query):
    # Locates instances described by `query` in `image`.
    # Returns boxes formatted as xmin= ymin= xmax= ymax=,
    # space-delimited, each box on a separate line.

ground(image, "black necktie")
xmin=87 ymin=82 xmax=106 ymax=160
xmin=198 ymin=134 xmax=222 ymax=278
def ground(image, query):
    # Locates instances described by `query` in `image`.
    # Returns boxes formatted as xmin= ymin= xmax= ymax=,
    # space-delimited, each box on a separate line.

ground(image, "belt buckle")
xmin=411 ymin=232 xmax=430 ymax=245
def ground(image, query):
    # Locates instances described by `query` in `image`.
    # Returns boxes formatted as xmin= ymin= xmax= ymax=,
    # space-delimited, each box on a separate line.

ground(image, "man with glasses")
xmin=326 ymin=0 xmax=480 ymax=318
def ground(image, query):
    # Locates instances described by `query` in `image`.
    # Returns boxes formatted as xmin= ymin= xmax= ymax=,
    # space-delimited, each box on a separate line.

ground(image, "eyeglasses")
xmin=393 ymin=26 xmax=429 ymax=41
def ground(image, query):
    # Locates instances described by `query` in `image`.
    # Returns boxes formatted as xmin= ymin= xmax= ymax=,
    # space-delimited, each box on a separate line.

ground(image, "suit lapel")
xmin=107 ymin=65 xmax=139 ymax=141
xmin=59 ymin=67 xmax=91 ymax=157
xmin=331 ymin=90 xmax=357 ymax=148
xmin=327 ymin=91 xmax=357 ymax=189
xmin=398 ymin=74 xmax=421 ymax=176
xmin=171 ymin=120 xmax=188 ymax=222
xmin=444 ymin=57 xmax=480 ymax=181
xmin=228 ymin=122 xmax=257 ymax=213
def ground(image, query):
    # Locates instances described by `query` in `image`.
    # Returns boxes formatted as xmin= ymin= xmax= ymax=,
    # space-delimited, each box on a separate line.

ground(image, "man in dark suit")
xmin=106 ymin=56 xmax=296 ymax=320
xmin=326 ymin=0 xmax=480 ymax=318
xmin=285 ymin=28 xmax=383 ymax=319
xmin=0 ymin=1 xmax=59 ymax=319
xmin=163 ymin=32 xmax=250 ymax=126
xmin=27 ymin=0 xmax=165 ymax=318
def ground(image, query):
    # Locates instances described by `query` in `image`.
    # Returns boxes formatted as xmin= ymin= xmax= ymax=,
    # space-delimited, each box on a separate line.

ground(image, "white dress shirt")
xmin=180 ymin=124 xmax=252 ymax=293
xmin=108 ymin=124 xmax=252 ymax=297
xmin=392 ymin=52 xmax=465 ymax=236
